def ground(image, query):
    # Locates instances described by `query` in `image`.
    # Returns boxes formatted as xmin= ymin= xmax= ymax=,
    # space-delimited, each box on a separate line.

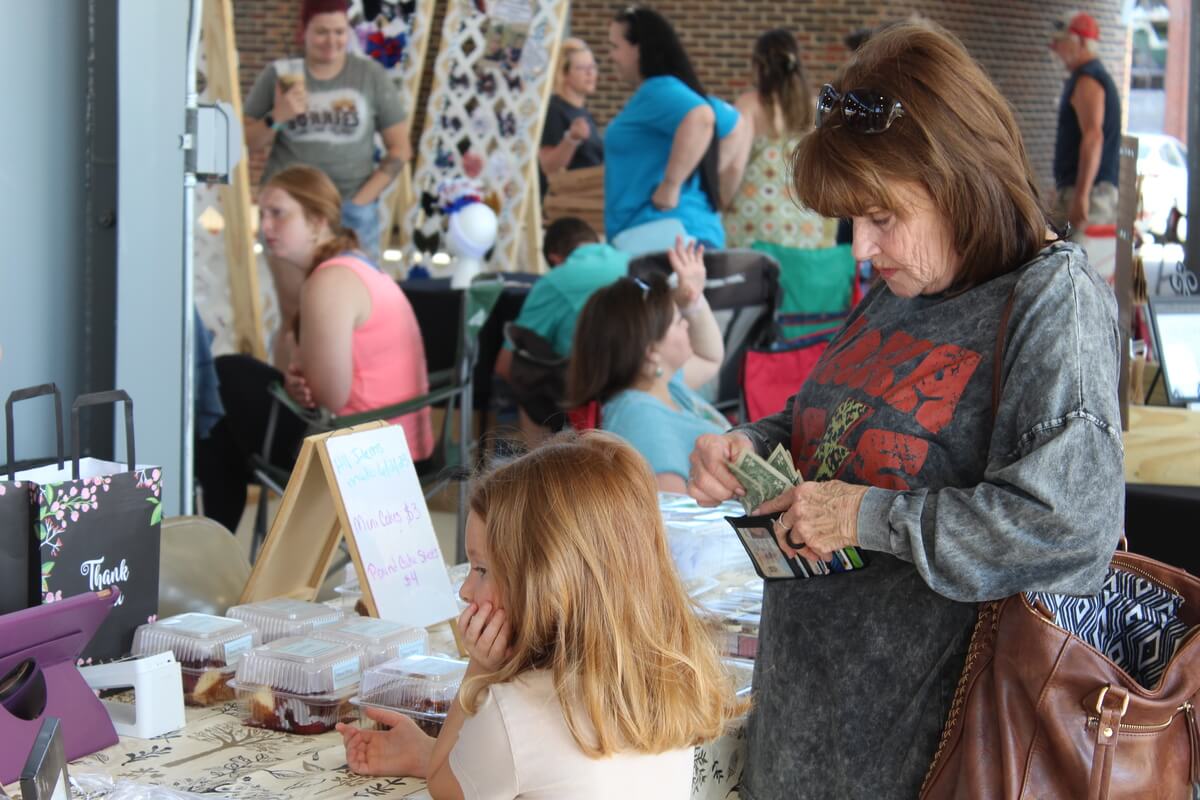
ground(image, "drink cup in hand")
xmin=273 ymin=57 xmax=308 ymax=122
xmin=275 ymin=57 xmax=306 ymax=93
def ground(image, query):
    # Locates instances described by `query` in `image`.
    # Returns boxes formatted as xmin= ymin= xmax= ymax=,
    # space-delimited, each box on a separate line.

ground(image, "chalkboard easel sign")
xmin=239 ymin=422 xmax=459 ymax=629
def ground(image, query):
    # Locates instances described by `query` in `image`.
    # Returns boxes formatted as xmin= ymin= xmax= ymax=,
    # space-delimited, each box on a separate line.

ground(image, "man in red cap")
xmin=1049 ymin=11 xmax=1121 ymax=239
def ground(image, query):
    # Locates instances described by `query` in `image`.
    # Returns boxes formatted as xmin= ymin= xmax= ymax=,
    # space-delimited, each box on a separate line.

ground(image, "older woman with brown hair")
xmin=687 ymin=20 xmax=1123 ymax=798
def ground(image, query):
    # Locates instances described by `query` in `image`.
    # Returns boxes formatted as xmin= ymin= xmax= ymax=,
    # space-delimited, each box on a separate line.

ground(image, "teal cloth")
xmin=602 ymin=371 xmax=730 ymax=479
xmin=752 ymin=241 xmax=856 ymax=340
xmin=511 ymin=243 xmax=629 ymax=356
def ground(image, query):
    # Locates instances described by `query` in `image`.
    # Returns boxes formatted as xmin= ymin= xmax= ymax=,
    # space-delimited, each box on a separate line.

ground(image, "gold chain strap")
xmin=919 ymin=601 xmax=1002 ymax=796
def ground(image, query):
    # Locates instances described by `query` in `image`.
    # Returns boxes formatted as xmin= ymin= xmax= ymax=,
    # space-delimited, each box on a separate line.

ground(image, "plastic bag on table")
xmin=69 ymin=774 xmax=206 ymax=800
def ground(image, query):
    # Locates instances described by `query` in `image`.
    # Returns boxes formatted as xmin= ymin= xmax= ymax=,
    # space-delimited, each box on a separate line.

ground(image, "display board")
xmin=240 ymin=422 xmax=458 ymax=629
xmin=404 ymin=0 xmax=568 ymax=269
xmin=349 ymin=0 xmax=438 ymax=251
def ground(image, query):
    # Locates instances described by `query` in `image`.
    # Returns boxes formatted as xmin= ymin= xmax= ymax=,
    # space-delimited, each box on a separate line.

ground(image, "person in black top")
xmin=538 ymin=38 xmax=604 ymax=197
xmin=1049 ymin=11 xmax=1121 ymax=239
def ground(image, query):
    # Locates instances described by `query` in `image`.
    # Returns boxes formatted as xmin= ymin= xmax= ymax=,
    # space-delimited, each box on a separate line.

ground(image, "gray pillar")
xmin=114 ymin=0 xmax=189 ymax=514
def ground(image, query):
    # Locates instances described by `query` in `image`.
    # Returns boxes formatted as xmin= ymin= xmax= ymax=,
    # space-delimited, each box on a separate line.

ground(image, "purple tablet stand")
xmin=0 ymin=588 xmax=120 ymax=784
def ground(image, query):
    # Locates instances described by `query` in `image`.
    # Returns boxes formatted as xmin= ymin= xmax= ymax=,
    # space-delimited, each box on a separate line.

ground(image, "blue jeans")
xmin=341 ymin=198 xmax=381 ymax=263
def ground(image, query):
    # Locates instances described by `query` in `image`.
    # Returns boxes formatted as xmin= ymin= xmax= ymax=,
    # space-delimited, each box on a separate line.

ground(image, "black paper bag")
xmin=1 ymin=384 xmax=65 ymax=615
xmin=17 ymin=391 xmax=162 ymax=663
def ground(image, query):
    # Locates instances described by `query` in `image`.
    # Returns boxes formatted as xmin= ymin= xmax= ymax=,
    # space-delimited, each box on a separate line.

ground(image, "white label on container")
xmin=331 ymin=656 xmax=361 ymax=691
xmin=162 ymin=613 xmax=240 ymax=637
xmin=272 ymin=638 xmax=342 ymax=659
xmin=340 ymin=618 xmax=406 ymax=639
xmin=255 ymin=599 xmax=318 ymax=617
xmin=222 ymin=634 xmax=254 ymax=665
xmin=394 ymin=638 xmax=427 ymax=658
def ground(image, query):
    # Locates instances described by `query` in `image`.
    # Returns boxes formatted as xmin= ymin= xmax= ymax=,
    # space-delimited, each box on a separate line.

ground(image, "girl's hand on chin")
xmin=458 ymin=601 xmax=512 ymax=672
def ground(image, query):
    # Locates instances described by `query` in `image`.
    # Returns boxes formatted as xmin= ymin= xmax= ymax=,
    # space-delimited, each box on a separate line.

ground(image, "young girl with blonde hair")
xmin=338 ymin=431 xmax=743 ymax=798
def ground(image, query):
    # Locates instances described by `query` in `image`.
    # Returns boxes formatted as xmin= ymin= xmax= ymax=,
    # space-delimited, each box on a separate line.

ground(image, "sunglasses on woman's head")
xmin=816 ymin=84 xmax=905 ymax=134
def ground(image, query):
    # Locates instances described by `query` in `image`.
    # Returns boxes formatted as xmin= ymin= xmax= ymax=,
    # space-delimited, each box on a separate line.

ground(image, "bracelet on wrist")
xmin=680 ymin=296 xmax=706 ymax=317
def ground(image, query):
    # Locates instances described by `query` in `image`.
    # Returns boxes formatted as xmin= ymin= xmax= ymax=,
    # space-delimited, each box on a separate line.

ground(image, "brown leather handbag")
xmin=921 ymin=291 xmax=1200 ymax=798
xmin=919 ymin=551 xmax=1200 ymax=799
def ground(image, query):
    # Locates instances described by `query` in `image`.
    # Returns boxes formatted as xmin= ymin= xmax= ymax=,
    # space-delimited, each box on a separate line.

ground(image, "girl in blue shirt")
xmin=566 ymin=238 xmax=728 ymax=492
xmin=604 ymin=6 xmax=748 ymax=248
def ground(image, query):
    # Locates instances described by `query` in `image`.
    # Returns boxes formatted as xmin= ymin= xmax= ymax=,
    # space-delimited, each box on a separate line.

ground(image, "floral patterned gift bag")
xmin=2 ymin=384 xmax=65 ymax=615
xmin=16 ymin=391 xmax=162 ymax=663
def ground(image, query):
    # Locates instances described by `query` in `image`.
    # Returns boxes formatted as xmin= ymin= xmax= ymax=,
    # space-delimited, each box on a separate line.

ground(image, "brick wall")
xmin=231 ymin=0 xmax=301 ymax=183
xmin=229 ymin=0 xmax=1128 ymax=191
xmin=568 ymin=0 xmax=1128 ymax=191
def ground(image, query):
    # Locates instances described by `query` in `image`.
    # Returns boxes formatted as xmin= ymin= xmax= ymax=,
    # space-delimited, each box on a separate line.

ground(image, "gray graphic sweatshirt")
xmin=735 ymin=241 xmax=1124 ymax=799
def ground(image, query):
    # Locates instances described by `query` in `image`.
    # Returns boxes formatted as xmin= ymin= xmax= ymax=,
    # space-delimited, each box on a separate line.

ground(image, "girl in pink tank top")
xmin=196 ymin=165 xmax=435 ymax=534
xmin=311 ymin=255 xmax=434 ymax=460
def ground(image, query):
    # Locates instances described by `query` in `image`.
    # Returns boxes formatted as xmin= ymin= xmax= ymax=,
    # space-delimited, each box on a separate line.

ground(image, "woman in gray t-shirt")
xmin=688 ymin=21 xmax=1122 ymax=798
xmin=244 ymin=0 xmax=408 ymax=364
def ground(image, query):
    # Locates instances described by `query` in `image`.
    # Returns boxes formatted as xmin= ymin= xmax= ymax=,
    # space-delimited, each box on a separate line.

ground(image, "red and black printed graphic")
xmin=794 ymin=317 xmax=982 ymax=489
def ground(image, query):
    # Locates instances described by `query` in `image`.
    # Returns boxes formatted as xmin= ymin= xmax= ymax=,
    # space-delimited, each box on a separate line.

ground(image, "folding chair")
xmin=565 ymin=401 xmax=601 ymax=432
xmin=740 ymin=327 xmax=841 ymax=422
xmin=736 ymin=242 xmax=861 ymax=422
xmin=750 ymin=241 xmax=858 ymax=340
xmin=627 ymin=248 xmax=782 ymax=423
xmin=250 ymin=275 xmax=506 ymax=565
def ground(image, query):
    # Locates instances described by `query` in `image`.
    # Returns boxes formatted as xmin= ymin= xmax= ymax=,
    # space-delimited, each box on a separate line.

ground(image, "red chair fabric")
xmin=566 ymin=401 xmax=601 ymax=431
xmin=741 ymin=329 xmax=839 ymax=422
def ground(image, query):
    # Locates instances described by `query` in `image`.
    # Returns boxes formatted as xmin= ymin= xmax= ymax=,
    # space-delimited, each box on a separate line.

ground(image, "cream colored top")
xmin=449 ymin=670 xmax=695 ymax=799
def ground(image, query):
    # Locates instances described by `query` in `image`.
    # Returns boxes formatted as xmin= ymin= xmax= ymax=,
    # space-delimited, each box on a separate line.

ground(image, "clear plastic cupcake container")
xmin=230 ymin=636 xmax=362 ymax=733
xmin=700 ymin=593 xmax=761 ymax=660
xmin=131 ymin=613 xmax=260 ymax=706
xmin=312 ymin=618 xmax=429 ymax=668
xmin=720 ymin=612 xmax=760 ymax=660
xmin=226 ymin=597 xmax=345 ymax=642
xmin=352 ymin=654 xmax=467 ymax=736
xmin=328 ymin=564 xmax=363 ymax=612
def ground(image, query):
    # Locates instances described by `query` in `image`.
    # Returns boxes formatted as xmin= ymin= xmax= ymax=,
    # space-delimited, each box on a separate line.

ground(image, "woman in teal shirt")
xmin=566 ymin=238 xmax=727 ymax=491
xmin=604 ymin=6 xmax=748 ymax=248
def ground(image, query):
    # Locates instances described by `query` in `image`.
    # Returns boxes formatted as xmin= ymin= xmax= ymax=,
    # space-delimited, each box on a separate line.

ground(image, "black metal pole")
xmin=1187 ymin=0 xmax=1200 ymax=277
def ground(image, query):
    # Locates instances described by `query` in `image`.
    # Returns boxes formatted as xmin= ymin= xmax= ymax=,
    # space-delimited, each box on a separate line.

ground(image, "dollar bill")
xmin=767 ymin=443 xmax=800 ymax=485
xmin=728 ymin=450 xmax=793 ymax=514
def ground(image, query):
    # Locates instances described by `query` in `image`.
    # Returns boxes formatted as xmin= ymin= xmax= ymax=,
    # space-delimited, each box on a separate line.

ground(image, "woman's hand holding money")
xmin=755 ymin=481 xmax=869 ymax=563
xmin=687 ymin=432 xmax=755 ymax=506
